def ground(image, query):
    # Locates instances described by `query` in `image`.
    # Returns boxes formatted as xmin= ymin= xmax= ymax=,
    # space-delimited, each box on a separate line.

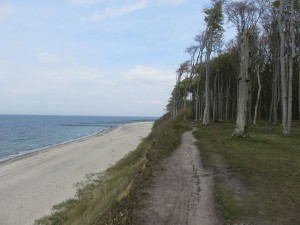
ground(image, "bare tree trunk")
xmin=203 ymin=55 xmax=211 ymax=125
xmin=200 ymin=93 xmax=203 ymax=121
xmin=269 ymin=63 xmax=275 ymax=124
xmin=278 ymin=0 xmax=288 ymax=136
xmin=287 ymin=58 xmax=293 ymax=134
xmin=287 ymin=0 xmax=296 ymax=134
xmin=213 ymin=76 xmax=217 ymax=122
xmin=276 ymin=74 xmax=281 ymax=124
xmin=234 ymin=33 xmax=250 ymax=136
xmin=299 ymin=60 xmax=300 ymax=120
xmin=195 ymin=81 xmax=200 ymax=122
xmin=218 ymin=71 xmax=223 ymax=119
xmin=232 ymin=94 xmax=236 ymax=120
xmin=254 ymin=66 xmax=261 ymax=126
xmin=248 ymin=78 xmax=252 ymax=123
xmin=225 ymin=81 xmax=230 ymax=121
xmin=287 ymin=0 xmax=296 ymax=135
xmin=273 ymin=60 xmax=280 ymax=125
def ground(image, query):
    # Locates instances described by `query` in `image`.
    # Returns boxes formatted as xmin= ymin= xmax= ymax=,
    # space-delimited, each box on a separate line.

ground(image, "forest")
xmin=167 ymin=0 xmax=300 ymax=136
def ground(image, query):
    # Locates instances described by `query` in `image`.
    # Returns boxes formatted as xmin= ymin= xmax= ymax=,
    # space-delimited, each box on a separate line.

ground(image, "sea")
xmin=0 ymin=115 xmax=156 ymax=162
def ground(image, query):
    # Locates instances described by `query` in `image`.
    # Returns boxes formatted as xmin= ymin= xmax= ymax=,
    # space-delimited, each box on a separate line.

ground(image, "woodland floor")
xmin=193 ymin=122 xmax=300 ymax=225
xmin=140 ymin=130 xmax=220 ymax=225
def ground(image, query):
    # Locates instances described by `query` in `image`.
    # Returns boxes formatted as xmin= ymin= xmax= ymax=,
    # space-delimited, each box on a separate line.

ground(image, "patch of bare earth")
xmin=141 ymin=130 xmax=220 ymax=225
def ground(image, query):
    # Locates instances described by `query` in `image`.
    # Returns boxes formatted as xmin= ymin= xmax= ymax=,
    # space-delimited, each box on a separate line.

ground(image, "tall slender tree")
xmin=226 ymin=0 xmax=263 ymax=136
xmin=202 ymin=0 xmax=224 ymax=125
xmin=277 ymin=0 xmax=297 ymax=135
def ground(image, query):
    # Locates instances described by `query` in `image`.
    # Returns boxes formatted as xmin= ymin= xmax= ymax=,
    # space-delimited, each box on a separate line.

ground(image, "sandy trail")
xmin=0 ymin=122 xmax=153 ymax=225
xmin=141 ymin=130 xmax=220 ymax=225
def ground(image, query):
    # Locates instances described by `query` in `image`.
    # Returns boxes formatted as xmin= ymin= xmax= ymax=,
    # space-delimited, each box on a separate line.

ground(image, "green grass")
xmin=194 ymin=122 xmax=300 ymax=225
xmin=35 ymin=113 xmax=187 ymax=225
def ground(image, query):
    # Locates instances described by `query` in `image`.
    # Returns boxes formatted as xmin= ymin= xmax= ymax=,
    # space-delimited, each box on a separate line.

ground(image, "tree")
xmin=226 ymin=0 xmax=263 ymax=136
xmin=202 ymin=0 xmax=224 ymax=125
xmin=171 ymin=61 xmax=189 ymax=116
xmin=193 ymin=33 xmax=206 ymax=122
xmin=277 ymin=0 xmax=297 ymax=136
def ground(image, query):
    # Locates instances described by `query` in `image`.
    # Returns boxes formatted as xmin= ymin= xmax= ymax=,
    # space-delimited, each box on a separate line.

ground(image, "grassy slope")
xmin=194 ymin=122 xmax=300 ymax=225
xmin=35 ymin=113 xmax=187 ymax=225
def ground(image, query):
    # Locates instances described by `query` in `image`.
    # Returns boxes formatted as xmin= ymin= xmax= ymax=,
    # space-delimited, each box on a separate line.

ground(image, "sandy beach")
xmin=0 ymin=121 xmax=153 ymax=225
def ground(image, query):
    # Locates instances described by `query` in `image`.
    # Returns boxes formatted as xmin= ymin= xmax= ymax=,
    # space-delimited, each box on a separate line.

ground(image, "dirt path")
xmin=141 ymin=130 xmax=220 ymax=225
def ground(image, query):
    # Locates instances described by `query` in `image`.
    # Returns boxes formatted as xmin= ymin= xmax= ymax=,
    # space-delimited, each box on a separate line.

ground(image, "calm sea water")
xmin=0 ymin=115 xmax=156 ymax=162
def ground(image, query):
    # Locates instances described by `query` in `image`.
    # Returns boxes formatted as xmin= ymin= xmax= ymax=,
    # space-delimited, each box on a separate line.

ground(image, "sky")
xmin=0 ymin=0 xmax=234 ymax=117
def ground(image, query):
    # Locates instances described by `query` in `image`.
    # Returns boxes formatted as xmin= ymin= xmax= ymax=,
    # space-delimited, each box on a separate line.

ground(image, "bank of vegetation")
xmin=35 ymin=113 xmax=187 ymax=225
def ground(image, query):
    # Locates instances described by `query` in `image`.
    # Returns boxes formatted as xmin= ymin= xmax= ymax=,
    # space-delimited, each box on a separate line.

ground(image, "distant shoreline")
xmin=0 ymin=117 xmax=156 ymax=164
xmin=0 ymin=125 xmax=113 ymax=165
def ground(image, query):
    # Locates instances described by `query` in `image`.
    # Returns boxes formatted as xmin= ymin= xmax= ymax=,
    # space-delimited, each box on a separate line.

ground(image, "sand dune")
xmin=0 ymin=122 xmax=153 ymax=225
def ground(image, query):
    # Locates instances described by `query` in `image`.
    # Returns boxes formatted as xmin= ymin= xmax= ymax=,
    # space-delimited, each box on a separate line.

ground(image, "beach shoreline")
xmin=0 ymin=121 xmax=153 ymax=225
xmin=0 ymin=125 xmax=116 ymax=165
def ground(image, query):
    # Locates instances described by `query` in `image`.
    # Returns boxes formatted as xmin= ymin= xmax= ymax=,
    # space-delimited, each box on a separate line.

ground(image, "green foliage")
xmin=272 ymin=0 xmax=280 ymax=8
xmin=204 ymin=0 xmax=224 ymax=34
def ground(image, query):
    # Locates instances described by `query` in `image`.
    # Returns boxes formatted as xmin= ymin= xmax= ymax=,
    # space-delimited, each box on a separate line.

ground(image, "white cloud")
xmin=138 ymin=100 xmax=162 ymax=105
xmin=121 ymin=65 xmax=175 ymax=82
xmin=81 ymin=0 xmax=187 ymax=21
xmin=119 ymin=65 xmax=175 ymax=113
xmin=38 ymin=52 xmax=61 ymax=63
xmin=35 ymin=66 xmax=103 ymax=84
xmin=0 ymin=3 xmax=16 ymax=21
xmin=38 ymin=52 xmax=74 ymax=63
xmin=154 ymin=0 xmax=187 ymax=5
xmin=89 ymin=1 xmax=147 ymax=21
xmin=67 ymin=0 xmax=102 ymax=4
xmin=69 ymin=0 xmax=185 ymax=6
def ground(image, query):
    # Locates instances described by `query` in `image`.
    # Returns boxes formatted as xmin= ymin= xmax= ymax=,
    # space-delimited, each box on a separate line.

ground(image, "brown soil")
xmin=140 ymin=130 xmax=220 ymax=225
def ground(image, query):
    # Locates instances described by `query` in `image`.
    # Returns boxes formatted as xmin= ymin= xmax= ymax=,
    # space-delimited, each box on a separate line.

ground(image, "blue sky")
xmin=0 ymin=0 xmax=234 ymax=117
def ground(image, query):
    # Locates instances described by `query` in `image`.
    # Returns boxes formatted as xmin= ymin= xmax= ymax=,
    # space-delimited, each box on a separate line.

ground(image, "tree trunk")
xmin=234 ymin=33 xmax=250 ymax=136
xmin=200 ymin=93 xmax=203 ymax=121
xmin=276 ymin=73 xmax=281 ymax=124
xmin=269 ymin=62 xmax=275 ymax=124
xmin=219 ymin=71 xmax=223 ymax=120
xmin=287 ymin=58 xmax=293 ymax=134
xmin=203 ymin=53 xmax=211 ymax=125
xmin=184 ymin=87 xmax=188 ymax=112
xmin=225 ymin=81 xmax=230 ymax=121
xmin=248 ymin=77 xmax=252 ymax=123
xmin=273 ymin=60 xmax=280 ymax=125
xmin=232 ymin=94 xmax=236 ymax=120
xmin=254 ymin=66 xmax=261 ymax=126
xmin=195 ymin=81 xmax=200 ymax=122
xmin=278 ymin=0 xmax=288 ymax=136
xmin=287 ymin=0 xmax=296 ymax=134
xmin=213 ymin=76 xmax=217 ymax=122
xmin=299 ymin=60 xmax=300 ymax=120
